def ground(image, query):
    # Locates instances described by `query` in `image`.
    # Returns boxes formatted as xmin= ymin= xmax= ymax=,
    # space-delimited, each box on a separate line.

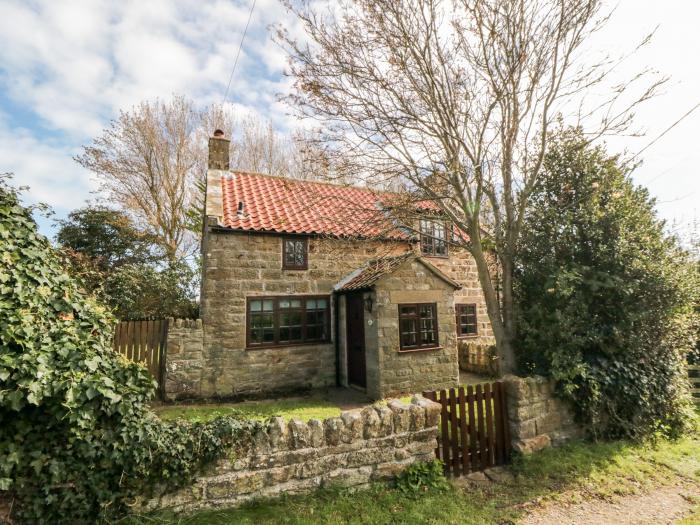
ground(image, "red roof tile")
xmin=219 ymin=171 xmax=415 ymax=239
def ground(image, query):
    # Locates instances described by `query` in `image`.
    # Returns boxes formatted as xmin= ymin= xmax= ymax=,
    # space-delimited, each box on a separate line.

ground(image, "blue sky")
xmin=1 ymin=0 xmax=698 ymax=240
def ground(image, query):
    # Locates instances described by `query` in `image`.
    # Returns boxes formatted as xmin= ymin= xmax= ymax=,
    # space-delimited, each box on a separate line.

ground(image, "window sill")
xmin=421 ymin=254 xmax=449 ymax=259
xmin=246 ymin=340 xmax=331 ymax=350
xmin=457 ymin=335 xmax=479 ymax=339
xmin=398 ymin=345 xmax=443 ymax=354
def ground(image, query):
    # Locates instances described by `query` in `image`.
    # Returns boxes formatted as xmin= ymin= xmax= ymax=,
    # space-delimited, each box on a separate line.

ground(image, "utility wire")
xmin=626 ymin=102 xmax=700 ymax=165
xmin=222 ymin=0 xmax=257 ymax=106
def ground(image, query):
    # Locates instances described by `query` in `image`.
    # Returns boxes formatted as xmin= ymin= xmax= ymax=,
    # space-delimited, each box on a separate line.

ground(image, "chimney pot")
xmin=208 ymin=130 xmax=230 ymax=170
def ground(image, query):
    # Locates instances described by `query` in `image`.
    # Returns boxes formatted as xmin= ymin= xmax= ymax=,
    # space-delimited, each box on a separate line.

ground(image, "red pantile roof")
xmin=218 ymin=171 xmax=437 ymax=239
xmin=335 ymin=252 xmax=461 ymax=291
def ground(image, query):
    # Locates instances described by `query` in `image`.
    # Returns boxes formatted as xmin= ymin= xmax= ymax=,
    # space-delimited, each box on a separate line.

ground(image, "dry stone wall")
xmin=503 ymin=375 xmax=583 ymax=454
xmin=144 ymin=397 xmax=441 ymax=513
xmin=163 ymin=318 xmax=204 ymax=399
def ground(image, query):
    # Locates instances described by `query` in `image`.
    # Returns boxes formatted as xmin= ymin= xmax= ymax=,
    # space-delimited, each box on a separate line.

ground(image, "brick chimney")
xmin=208 ymin=129 xmax=230 ymax=170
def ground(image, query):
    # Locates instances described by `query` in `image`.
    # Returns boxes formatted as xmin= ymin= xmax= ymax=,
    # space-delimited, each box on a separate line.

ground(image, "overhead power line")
xmin=628 ymin=102 xmax=700 ymax=164
xmin=222 ymin=0 xmax=257 ymax=106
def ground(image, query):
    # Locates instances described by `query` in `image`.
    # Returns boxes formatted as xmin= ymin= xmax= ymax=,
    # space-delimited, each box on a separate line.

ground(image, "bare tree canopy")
xmin=277 ymin=0 xmax=665 ymax=372
xmin=76 ymin=96 xmax=330 ymax=259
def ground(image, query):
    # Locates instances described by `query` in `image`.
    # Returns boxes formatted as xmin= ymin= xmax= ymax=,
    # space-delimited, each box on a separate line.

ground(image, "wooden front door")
xmin=346 ymin=293 xmax=366 ymax=388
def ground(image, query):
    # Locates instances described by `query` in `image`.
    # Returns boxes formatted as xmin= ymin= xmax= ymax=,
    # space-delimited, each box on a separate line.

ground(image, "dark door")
xmin=346 ymin=293 xmax=366 ymax=388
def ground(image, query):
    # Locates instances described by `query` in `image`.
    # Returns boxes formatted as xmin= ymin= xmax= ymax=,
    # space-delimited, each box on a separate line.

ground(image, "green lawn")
xmin=124 ymin=419 xmax=700 ymax=525
xmin=155 ymin=396 xmax=346 ymax=423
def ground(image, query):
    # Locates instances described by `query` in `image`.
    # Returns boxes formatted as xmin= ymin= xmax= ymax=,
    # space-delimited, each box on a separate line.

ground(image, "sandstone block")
xmin=267 ymin=417 xmax=289 ymax=449
xmin=324 ymin=417 xmax=344 ymax=446
xmin=321 ymin=466 xmax=373 ymax=488
xmin=408 ymin=402 xmax=425 ymax=430
xmin=413 ymin=396 xmax=441 ymax=428
xmin=513 ymin=434 xmax=551 ymax=455
xmin=288 ymin=419 xmax=310 ymax=449
xmin=340 ymin=410 xmax=363 ymax=443
xmin=375 ymin=406 xmax=394 ymax=436
xmin=307 ymin=419 xmax=325 ymax=447
xmin=361 ymin=407 xmax=381 ymax=439
xmin=387 ymin=400 xmax=410 ymax=433
xmin=207 ymin=471 xmax=266 ymax=498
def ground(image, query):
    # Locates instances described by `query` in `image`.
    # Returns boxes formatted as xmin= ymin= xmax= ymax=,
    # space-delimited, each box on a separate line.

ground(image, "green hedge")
xmin=0 ymin=177 xmax=258 ymax=524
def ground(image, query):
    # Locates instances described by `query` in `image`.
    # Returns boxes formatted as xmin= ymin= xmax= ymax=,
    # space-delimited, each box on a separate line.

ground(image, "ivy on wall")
xmin=0 ymin=177 xmax=258 ymax=524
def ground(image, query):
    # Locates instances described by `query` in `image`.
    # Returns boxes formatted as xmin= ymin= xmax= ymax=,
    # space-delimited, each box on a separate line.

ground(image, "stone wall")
xmin=373 ymin=259 xmax=460 ymax=398
xmin=429 ymin=246 xmax=495 ymax=344
xmin=164 ymin=319 xmax=204 ymax=399
xmin=144 ymin=397 xmax=441 ymax=513
xmin=197 ymin=228 xmax=493 ymax=399
xmin=198 ymin=232 xmax=409 ymax=398
xmin=503 ymin=375 xmax=583 ymax=454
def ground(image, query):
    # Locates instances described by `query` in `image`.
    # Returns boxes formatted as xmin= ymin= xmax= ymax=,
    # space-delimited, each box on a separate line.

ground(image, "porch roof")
xmin=334 ymin=251 xmax=461 ymax=292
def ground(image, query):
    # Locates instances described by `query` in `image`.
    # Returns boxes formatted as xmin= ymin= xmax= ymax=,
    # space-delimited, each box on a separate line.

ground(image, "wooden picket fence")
xmin=689 ymin=365 xmax=700 ymax=405
xmin=113 ymin=319 xmax=169 ymax=393
xmin=423 ymin=382 xmax=510 ymax=476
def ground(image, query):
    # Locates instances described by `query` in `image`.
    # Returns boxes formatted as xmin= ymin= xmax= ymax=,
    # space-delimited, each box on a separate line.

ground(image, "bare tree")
xmin=277 ymin=0 xmax=665 ymax=373
xmin=77 ymin=97 xmax=327 ymax=258
xmin=76 ymin=96 xmax=202 ymax=260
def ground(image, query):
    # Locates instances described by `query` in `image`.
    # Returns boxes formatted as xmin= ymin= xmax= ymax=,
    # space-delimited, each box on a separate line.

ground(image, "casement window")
xmin=247 ymin=296 xmax=330 ymax=348
xmin=419 ymin=219 xmax=449 ymax=257
xmin=398 ymin=303 xmax=439 ymax=351
xmin=456 ymin=303 xmax=478 ymax=337
xmin=282 ymin=237 xmax=308 ymax=270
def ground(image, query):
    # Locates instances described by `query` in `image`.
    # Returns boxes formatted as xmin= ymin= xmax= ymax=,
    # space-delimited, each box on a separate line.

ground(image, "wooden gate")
xmin=689 ymin=364 xmax=700 ymax=405
xmin=423 ymin=381 xmax=511 ymax=476
xmin=112 ymin=319 xmax=169 ymax=393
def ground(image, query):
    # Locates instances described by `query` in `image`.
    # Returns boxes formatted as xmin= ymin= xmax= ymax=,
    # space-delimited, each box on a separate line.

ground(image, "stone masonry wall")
xmin=503 ymin=375 xmax=583 ymax=454
xmin=373 ymin=259 xmax=460 ymax=398
xmin=197 ymin=229 xmax=493 ymax=399
xmin=198 ymin=233 xmax=408 ymax=398
xmin=144 ymin=396 xmax=441 ymax=513
xmin=164 ymin=319 xmax=204 ymax=399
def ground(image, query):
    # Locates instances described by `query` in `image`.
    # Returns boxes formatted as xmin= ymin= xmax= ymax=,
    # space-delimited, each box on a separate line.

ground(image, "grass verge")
xmin=155 ymin=396 xmax=345 ymax=423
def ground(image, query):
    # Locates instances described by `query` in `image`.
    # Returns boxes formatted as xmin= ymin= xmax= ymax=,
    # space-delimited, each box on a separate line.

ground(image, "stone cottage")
xmin=165 ymin=131 xmax=494 ymax=400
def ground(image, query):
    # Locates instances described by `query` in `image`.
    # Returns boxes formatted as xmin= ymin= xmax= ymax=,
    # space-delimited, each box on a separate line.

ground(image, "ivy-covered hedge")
xmin=0 ymin=177 xmax=259 ymax=524
xmin=516 ymin=130 xmax=699 ymax=440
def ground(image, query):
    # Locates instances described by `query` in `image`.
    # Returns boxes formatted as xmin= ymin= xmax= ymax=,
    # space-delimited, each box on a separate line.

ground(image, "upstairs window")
xmin=398 ymin=303 xmax=439 ymax=351
xmin=247 ymin=296 xmax=330 ymax=348
xmin=456 ymin=303 xmax=478 ymax=337
xmin=420 ymin=219 xmax=448 ymax=257
xmin=282 ymin=237 xmax=308 ymax=270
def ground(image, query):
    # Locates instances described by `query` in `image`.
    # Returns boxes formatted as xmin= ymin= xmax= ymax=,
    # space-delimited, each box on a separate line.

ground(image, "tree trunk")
xmin=470 ymin=245 xmax=517 ymax=375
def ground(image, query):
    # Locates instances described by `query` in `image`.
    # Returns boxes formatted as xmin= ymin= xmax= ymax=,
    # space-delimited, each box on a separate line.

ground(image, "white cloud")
xmin=0 ymin=115 xmax=97 ymax=212
xmin=0 ymin=0 xmax=697 ymax=235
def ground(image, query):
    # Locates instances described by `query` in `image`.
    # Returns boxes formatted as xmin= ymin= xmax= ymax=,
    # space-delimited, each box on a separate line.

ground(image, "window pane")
xmin=249 ymin=296 xmax=329 ymax=347
xmin=400 ymin=318 xmax=417 ymax=347
xmin=400 ymin=305 xmax=417 ymax=316
xmin=419 ymin=304 xmax=434 ymax=318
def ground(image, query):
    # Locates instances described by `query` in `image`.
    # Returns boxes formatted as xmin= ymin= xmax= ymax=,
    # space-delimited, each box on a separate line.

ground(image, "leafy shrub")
xmin=0 ymin=177 xmax=258 ymax=524
xmin=56 ymin=205 xmax=199 ymax=320
xmin=515 ymin=129 xmax=699 ymax=440
xmin=395 ymin=460 xmax=448 ymax=495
